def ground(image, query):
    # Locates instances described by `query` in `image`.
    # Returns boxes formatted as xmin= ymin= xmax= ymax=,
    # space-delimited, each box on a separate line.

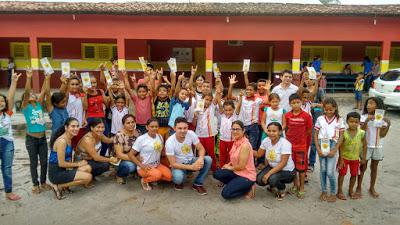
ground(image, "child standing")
xmin=337 ymin=112 xmax=367 ymax=200
xmin=314 ymin=97 xmax=345 ymax=202
xmin=109 ymin=94 xmax=129 ymax=136
xmin=217 ymin=91 xmax=242 ymax=169
xmin=354 ymin=73 xmax=364 ymax=111
xmin=168 ymin=73 xmax=191 ymax=133
xmin=193 ymin=93 xmax=218 ymax=171
xmin=356 ymin=97 xmax=390 ymax=199
xmin=261 ymin=93 xmax=286 ymax=141
xmin=285 ymin=93 xmax=312 ymax=199
xmin=22 ymin=69 xmax=52 ymax=194
xmin=0 ymin=71 xmax=22 ymax=201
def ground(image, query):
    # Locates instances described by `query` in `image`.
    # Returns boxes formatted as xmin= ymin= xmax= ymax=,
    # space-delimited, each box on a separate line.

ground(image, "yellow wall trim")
xmin=381 ymin=60 xmax=389 ymax=73
xmin=292 ymin=59 xmax=300 ymax=73
xmin=31 ymin=58 xmax=39 ymax=70
xmin=118 ymin=59 xmax=126 ymax=70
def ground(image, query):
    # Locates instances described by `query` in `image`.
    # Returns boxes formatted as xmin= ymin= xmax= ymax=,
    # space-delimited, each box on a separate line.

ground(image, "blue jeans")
xmin=244 ymin=123 xmax=259 ymax=150
xmin=0 ymin=138 xmax=14 ymax=193
xmin=309 ymin=108 xmax=323 ymax=167
xmin=86 ymin=117 xmax=109 ymax=156
xmin=172 ymin=156 xmax=212 ymax=186
xmin=117 ymin=160 xmax=137 ymax=177
xmin=213 ymin=169 xmax=255 ymax=199
xmin=318 ymin=140 xmax=337 ymax=194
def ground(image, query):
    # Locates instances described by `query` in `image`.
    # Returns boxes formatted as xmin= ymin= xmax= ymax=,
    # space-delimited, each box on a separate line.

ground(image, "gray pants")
xmin=25 ymin=135 xmax=48 ymax=186
xmin=256 ymin=165 xmax=295 ymax=191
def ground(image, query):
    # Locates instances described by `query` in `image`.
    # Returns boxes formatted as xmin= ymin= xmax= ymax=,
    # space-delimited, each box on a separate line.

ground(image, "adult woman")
xmin=60 ymin=75 xmax=85 ymax=127
xmin=48 ymin=118 xmax=92 ymax=200
xmin=131 ymin=118 xmax=172 ymax=191
xmin=77 ymin=118 xmax=117 ymax=179
xmin=0 ymin=71 xmax=21 ymax=201
xmin=255 ymin=122 xmax=295 ymax=200
xmin=213 ymin=120 xmax=256 ymax=200
xmin=113 ymin=114 xmax=140 ymax=184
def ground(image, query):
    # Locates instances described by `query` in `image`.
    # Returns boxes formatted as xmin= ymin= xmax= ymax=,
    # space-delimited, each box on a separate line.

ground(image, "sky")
xmin=0 ymin=0 xmax=399 ymax=5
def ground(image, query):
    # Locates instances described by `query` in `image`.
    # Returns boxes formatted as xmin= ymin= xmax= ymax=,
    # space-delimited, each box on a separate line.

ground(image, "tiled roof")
xmin=0 ymin=1 xmax=399 ymax=17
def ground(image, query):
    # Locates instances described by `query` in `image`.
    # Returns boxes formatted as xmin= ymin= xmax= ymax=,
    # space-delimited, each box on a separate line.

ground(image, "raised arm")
xmin=297 ymin=72 xmax=306 ymax=96
xmin=310 ymin=74 xmax=320 ymax=102
xmin=98 ymin=62 xmax=107 ymax=90
xmin=44 ymin=73 xmax=54 ymax=113
xmin=227 ymin=74 xmax=238 ymax=100
xmin=169 ymin=71 xmax=177 ymax=97
xmin=235 ymin=90 xmax=243 ymax=115
xmin=21 ymin=68 xmax=33 ymax=109
xmin=188 ymin=65 xmax=197 ymax=90
xmin=174 ymin=72 xmax=185 ymax=98
xmin=123 ymin=70 xmax=136 ymax=99
xmin=8 ymin=71 xmax=22 ymax=111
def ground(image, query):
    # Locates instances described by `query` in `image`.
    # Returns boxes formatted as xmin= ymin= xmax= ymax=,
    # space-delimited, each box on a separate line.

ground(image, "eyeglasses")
xmin=232 ymin=128 xmax=243 ymax=132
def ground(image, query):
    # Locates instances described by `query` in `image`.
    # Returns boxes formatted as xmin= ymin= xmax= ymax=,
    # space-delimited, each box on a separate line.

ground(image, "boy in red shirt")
xmin=285 ymin=93 xmax=312 ymax=199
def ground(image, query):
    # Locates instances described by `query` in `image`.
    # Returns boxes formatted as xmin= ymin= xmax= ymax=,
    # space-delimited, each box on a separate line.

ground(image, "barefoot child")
xmin=314 ymin=97 xmax=345 ymax=202
xmin=337 ymin=112 xmax=366 ymax=200
xmin=356 ymin=97 xmax=390 ymax=199
xmin=285 ymin=93 xmax=312 ymax=199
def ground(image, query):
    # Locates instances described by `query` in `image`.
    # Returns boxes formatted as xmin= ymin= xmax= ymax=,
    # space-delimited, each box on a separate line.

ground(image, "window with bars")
xmin=390 ymin=47 xmax=400 ymax=62
xmin=301 ymin=46 xmax=342 ymax=63
xmin=39 ymin=43 xmax=53 ymax=58
xmin=365 ymin=46 xmax=381 ymax=60
xmin=81 ymin=43 xmax=117 ymax=60
xmin=10 ymin=42 xmax=30 ymax=59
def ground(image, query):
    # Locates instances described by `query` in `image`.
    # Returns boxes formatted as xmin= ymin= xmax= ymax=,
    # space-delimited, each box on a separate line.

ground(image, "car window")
xmin=380 ymin=71 xmax=400 ymax=81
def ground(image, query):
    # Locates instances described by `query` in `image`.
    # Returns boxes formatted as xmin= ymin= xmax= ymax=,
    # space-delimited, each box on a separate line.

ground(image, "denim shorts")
xmin=355 ymin=91 xmax=363 ymax=101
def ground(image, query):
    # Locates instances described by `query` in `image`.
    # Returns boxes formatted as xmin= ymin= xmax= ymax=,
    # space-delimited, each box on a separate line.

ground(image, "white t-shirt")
xmin=314 ymin=115 xmax=346 ymax=142
xmin=301 ymin=101 xmax=312 ymax=116
xmin=132 ymin=133 xmax=163 ymax=169
xmin=195 ymin=103 xmax=218 ymax=137
xmin=271 ymin=83 xmax=299 ymax=112
xmin=360 ymin=114 xmax=388 ymax=148
xmin=0 ymin=112 xmax=14 ymax=141
xmin=165 ymin=130 xmax=199 ymax=164
xmin=111 ymin=106 xmax=129 ymax=134
xmin=219 ymin=113 xmax=239 ymax=142
xmin=67 ymin=93 xmax=84 ymax=127
xmin=264 ymin=107 xmax=286 ymax=127
xmin=239 ymin=96 xmax=263 ymax=126
xmin=184 ymin=97 xmax=196 ymax=123
xmin=260 ymin=137 xmax=295 ymax=171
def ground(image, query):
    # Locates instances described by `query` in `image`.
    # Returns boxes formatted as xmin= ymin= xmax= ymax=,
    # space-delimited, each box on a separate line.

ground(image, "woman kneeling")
xmin=255 ymin=122 xmax=295 ymax=200
xmin=213 ymin=120 xmax=256 ymax=200
xmin=48 ymin=118 xmax=92 ymax=200
xmin=131 ymin=118 xmax=172 ymax=191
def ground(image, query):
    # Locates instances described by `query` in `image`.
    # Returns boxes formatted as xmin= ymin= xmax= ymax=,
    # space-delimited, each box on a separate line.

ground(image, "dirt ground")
xmin=1 ymin=94 xmax=399 ymax=225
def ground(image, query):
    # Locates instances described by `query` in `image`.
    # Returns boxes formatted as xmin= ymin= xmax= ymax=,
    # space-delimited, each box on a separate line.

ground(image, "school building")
xmin=0 ymin=1 xmax=400 ymax=90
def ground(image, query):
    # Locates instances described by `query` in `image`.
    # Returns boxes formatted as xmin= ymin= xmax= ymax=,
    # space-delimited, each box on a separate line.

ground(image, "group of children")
xmin=0 ymin=60 xmax=391 ymax=202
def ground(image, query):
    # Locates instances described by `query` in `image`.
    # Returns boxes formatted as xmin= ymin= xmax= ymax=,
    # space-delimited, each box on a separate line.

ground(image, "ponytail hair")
xmin=50 ymin=117 xmax=79 ymax=149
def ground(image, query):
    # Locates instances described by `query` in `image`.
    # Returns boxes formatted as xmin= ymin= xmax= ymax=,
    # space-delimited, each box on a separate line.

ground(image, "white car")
xmin=369 ymin=69 xmax=400 ymax=108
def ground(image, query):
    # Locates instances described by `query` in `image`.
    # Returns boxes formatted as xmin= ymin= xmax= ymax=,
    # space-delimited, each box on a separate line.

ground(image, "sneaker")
xmin=174 ymin=184 xmax=184 ymax=191
xmin=192 ymin=184 xmax=208 ymax=195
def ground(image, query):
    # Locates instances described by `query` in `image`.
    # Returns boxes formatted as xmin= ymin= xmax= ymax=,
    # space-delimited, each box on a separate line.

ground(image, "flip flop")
xmin=319 ymin=192 xmax=328 ymax=201
xmin=276 ymin=192 xmax=285 ymax=201
xmin=369 ymin=189 xmax=380 ymax=199
xmin=245 ymin=184 xmax=256 ymax=199
xmin=297 ymin=191 xmax=305 ymax=200
xmin=141 ymin=178 xmax=152 ymax=191
xmin=287 ymin=186 xmax=298 ymax=195
xmin=327 ymin=195 xmax=337 ymax=203
xmin=216 ymin=182 xmax=224 ymax=188
xmin=354 ymin=191 xmax=362 ymax=199
xmin=349 ymin=193 xmax=358 ymax=200
xmin=336 ymin=193 xmax=347 ymax=200
xmin=6 ymin=193 xmax=21 ymax=201
xmin=32 ymin=185 xmax=40 ymax=194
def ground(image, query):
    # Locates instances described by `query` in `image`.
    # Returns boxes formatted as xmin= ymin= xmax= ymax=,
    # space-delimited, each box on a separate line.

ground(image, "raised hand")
xmin=229 ymin=74 xmax=238 ymax=86
xmin=191 ymin=65 xmax=198 ymax=75
xmin=178 ymin=72 xmax=185 ymax=81
xmin=265 ymin=80 xmax=272 ymax=91
xmin=130 ymin=73 xmax=136 ymax=83
xmin=11 ymin=71 xmax=22 ymax=82
xmin=26 ymin=67 xmax=33 ymax=78
xmin=239 ymin=89 xmax=245 ymax=97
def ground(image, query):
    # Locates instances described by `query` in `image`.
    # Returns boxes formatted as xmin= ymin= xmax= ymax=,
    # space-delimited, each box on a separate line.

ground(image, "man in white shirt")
xmin=272 ymin=70 xmax=299 ymax=112
xmin=166 ymin=117 xmax=212 ymax=195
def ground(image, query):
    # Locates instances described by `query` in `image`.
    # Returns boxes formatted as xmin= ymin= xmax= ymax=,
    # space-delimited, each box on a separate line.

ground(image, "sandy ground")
xmin=1 ymin=93 xmax=400 ymax=225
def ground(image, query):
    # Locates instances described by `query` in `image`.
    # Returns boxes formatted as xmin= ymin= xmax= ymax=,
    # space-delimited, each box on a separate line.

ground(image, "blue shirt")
xmin=49 ymin=145 xmax=73 ymax=165
xmin=168 ymin=97 xmax=190 ymax=128
xmin=363 ymin=60 xmax=372 ymax=74
xmin=49 ymin=107 xmax=69 ymax=135
xmin=22 ymin=101 xmax=46 ymax=133
xmin=313 ymin=59 xmax=321 ymax=73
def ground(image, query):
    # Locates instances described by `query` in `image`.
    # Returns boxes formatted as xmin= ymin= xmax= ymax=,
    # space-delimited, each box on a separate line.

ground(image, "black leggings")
xmin=25 ymin=135 xmax=48 ymax=186
xmin=256 ymin=166 xmax=295 ymax=191
xmin=87 ymin=160 xmax=109 ymax=177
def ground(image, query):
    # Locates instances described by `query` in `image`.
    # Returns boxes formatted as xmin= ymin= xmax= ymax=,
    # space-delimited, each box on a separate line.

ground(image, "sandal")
xmin=40 ymin=183 xmax=53 ymax=192
xmin=287 ymin=186 xmax=298 ymax=195
xmin=276 ymin=192 xmax=285 ymax=201
xmin=6 ymin=193 xmax=21 ymax=201
xmin=116 ymin=176 xmax=126 ymax=185
xmin=319 ymin=192 xmax=328 ymax=201
xmin=369 ymin=189 xmax=380 ymax=199
xmin=84 ymin=182 xmax=95 ymax=189
xmin=337 ymin=193 xmax=347 ymax=200
xmin=354 ymin=190 xmax=362 ymax=199
xmin=62 ymin=187 xmax=74 ymax=194
xmin=296 ymin=191 xmax=305 ymax=200
xmin=216 ymin=182 xmax=224 ymax=188
xmin=51 ymin=185 xmax=66 ymax=200
xmin=141 ymin=178 xmax=152 ymax=191
xmin=245 ymin=184 xmax=256 ymax=200
xmin=32 ymin=185 xmax=41 ymax=194
xmin=327 ymin=195 xmax=337 ymax=203
xmin=349 ymin=192 xmax=358 ymax=200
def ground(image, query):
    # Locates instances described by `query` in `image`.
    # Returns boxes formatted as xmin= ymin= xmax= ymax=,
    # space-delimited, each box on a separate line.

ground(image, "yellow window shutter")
xmin=97 ymin=45 xmax=110 ymax=60
xmin=301 ymin=47 xmax=311 ymax=62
